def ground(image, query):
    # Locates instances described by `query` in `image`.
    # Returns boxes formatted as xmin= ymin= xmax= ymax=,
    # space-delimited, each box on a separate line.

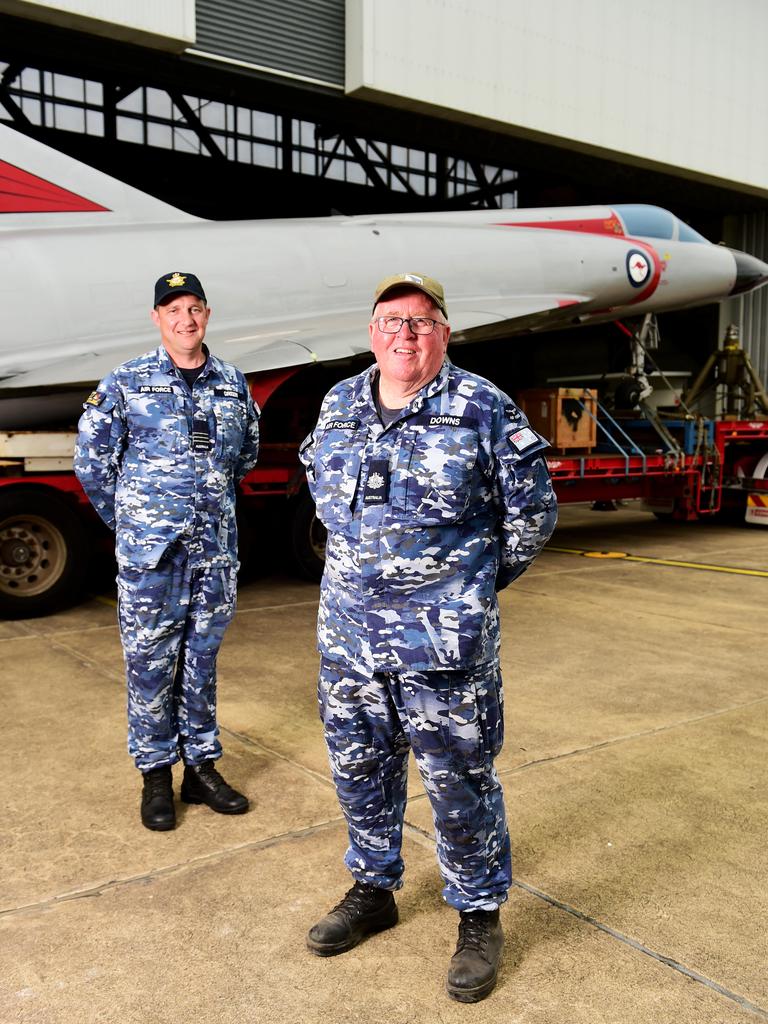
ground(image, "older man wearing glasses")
xmin=299 ymin=273 xmax=557 ymax=1003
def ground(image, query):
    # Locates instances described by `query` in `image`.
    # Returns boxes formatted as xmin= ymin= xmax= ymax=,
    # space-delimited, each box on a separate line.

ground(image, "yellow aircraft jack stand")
xmin=684 ymin=324 xmax=768 ymax=419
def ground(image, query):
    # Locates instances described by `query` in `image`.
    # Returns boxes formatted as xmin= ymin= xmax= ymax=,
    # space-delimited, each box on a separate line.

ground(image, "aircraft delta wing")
xmin=2 ymin=123 xmax=767 ymax=428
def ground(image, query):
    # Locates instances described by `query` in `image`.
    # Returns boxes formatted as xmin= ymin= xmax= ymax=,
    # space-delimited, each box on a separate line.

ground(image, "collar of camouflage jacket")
xmin=155 ymin=343 xmax=214 ymax=380
xmin=359 ymin=359 xmax=452 ymax=420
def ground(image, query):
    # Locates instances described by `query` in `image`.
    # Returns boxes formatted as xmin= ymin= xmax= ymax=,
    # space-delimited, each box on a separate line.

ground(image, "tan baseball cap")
xmin=372 ymin=272 xmax=447 ymax=317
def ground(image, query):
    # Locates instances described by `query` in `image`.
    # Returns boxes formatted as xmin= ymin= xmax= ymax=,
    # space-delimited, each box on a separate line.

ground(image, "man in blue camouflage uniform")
xmin=300 ymin=273 xmax=557 ymax=1003
xmin=75 ymin=272 xmax=259 ymax=831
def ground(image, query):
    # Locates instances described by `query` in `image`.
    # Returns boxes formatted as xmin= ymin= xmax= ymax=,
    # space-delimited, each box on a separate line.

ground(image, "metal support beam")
xmin=0 ymin=50 xmax=519 ymax=211
xmin=169 ymin=91 xmax=226 ymax=160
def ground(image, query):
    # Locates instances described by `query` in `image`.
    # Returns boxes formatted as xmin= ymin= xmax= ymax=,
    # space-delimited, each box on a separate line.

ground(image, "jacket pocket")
xmin=213 ymin=394 xmax=246 ymax=461
xmin=312 ymin=426 xmax=366 ymax=527
xmin=395 ymin=423 xmax=480 ymax=524
xmin=126 ymin=391 xmax=186 ymax=455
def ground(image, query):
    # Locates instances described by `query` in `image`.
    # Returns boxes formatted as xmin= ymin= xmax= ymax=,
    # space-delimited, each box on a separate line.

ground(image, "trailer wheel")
xmin=289 ymin=489 xmax=326 ymax=582
xmin=0 ymin=489 xmax=87 ymax=619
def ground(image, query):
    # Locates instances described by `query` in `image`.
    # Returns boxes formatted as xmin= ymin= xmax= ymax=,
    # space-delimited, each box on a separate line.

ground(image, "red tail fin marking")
xmin=0 ymin=160 xmax=109 ymax=213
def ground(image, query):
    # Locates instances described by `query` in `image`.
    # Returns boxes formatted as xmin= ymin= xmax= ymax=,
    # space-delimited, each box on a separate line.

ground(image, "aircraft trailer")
xmin=1 ymin=358 xmax=767 ymax=620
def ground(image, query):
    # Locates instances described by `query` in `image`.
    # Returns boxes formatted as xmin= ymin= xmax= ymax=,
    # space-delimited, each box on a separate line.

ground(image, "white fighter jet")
xmin=1 ymin=122 xmax=767 ymax=427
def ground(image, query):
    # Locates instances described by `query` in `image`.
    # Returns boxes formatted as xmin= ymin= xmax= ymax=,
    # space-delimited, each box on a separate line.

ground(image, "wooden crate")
xmin=517 ymin=388 xmax=597 ymax=450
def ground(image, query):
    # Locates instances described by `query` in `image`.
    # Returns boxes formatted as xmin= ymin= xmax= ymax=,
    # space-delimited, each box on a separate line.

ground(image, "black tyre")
xmin=289 ymin=488 xmax=326 ymax=582
xmin=0 ymin=488 xmax=88 ymax=619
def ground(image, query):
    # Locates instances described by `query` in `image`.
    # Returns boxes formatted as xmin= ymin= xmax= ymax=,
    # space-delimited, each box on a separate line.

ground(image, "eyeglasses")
xmin=374 ymin=316 xmax=445 ymax=335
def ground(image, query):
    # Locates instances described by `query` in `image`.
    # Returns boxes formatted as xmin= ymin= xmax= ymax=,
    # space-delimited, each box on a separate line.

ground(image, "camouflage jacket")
xmin=300 ymin=360 xmax=557 ymax=672
xmin=74 ymin=345 xmax=260 ymax=570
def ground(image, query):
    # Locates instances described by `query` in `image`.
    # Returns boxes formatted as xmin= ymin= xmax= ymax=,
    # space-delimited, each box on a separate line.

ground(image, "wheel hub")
xmin=0 ymin=516 xmax=67 ymax=597
xmin=1 ymin=537 xmax=32 ymax=566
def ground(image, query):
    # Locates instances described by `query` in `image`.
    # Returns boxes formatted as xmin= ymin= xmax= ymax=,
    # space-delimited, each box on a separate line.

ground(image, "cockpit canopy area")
xmin=613 ymin=205 xmax=709 ymax=244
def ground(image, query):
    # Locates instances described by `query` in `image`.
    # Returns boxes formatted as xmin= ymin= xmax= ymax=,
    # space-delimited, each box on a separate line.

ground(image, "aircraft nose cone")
xmin=728 ymin=248 xmax=768 ymax=295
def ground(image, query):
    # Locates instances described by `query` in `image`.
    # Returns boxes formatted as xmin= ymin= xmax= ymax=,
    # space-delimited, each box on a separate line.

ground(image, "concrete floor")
xmin=1 ymin=503 xmax=766 ymax=1024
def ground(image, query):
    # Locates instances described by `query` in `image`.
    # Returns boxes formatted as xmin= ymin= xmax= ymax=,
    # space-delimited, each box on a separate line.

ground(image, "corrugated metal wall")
xmin=722 ymin=211 xmax=768 ymax=390
xmin=195 ymin=0 xmax=344 ymax=85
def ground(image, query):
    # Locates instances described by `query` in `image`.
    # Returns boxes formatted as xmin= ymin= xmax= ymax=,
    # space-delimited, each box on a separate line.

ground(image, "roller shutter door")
xmin=195 ymin=0 xmax=345 ymax=85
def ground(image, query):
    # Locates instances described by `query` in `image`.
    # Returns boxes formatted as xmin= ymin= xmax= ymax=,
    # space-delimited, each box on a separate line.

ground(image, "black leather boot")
xmin=306 ymin=881 xmax=398 ymax=956
xmin=180 ymin=761 xmax=249 ymax=814
xmin=446 ymin=908 xmax=504 ymax=1003
xmin=140 ymin=766 xmax=175 ymax=831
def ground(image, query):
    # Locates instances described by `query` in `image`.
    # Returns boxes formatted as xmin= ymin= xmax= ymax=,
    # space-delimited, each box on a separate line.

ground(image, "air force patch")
xmin=324 ymin=419 xmax=360 ymax=431
xmin=85 ymin=391 xmax=105 ymax=406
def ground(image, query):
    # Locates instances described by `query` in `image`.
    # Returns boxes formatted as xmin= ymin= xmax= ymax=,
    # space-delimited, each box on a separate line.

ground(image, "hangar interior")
xmin=2 ymin=10 xmax=766 ymax=1022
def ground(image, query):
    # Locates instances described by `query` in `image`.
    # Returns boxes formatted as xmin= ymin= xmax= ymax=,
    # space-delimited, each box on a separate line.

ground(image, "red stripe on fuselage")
xmin=0 ymin=161 xmax=109 ymax=213
xmin=495 ymin=212 xmax=661 ymax=307
xmin=495 ymin=215 xmax=625 ymax=236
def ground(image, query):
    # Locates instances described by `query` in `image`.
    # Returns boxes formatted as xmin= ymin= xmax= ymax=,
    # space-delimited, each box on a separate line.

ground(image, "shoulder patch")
xmin=508 ymin=427 xmax=540 ymax=453
xmin=85 ymin=391 xmax=105 ymax=406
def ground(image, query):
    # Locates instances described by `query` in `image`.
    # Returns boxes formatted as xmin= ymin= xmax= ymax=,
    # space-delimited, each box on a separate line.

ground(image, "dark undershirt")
xmin=179 ymin=364 xmax=205 ymax=389
xmin=373 ymin=378 xmax=404 ymax=428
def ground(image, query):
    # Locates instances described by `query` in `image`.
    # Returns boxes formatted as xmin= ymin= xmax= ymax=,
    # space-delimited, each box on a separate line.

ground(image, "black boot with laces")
xmin=140 ymin=766 xmax=175 ymax=831
xmin=446 ymin=908 xmax=504 ymax=1003
xmin=181 ymin=760 xmax=249 ymax=814
xmin=306 ymin=881 xmax=398 ymax=956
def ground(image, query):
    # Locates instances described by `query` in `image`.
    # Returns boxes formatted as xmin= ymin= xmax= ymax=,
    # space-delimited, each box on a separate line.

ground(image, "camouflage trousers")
xmin=318 ymin=656 xmax=511 ymax=911
xmin=117 ymin=555 xmax=237 ymax=772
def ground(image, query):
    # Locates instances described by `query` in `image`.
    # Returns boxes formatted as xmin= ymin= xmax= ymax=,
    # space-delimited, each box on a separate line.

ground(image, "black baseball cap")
xmin=154 ymin=271 xmax=207 ymax=306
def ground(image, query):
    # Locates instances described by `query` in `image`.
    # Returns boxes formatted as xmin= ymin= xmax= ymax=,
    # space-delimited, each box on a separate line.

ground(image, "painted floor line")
xmin=22 ymin=622 xmax=119 ymax=639
xmin=234 ymin=599 xmax=320 ymax=616
xmin=220 ymin=725 xmax=333 ymax=790
xmin=399 ymin=819 xmax=768 ymax=1017
xmin=0 ymin=817 xmax=344 ymax=921
xmin=400 ymin=695 xmax=768 ymax=807
xmin=546 ymin=545 xmax=768 ymax=577
xmin=87 ymin=594 xmax=320 ymax=616
xmin=513 ymin=878 xmax=768 ymax=1019
xmin=48 ymin=634 xmax=124 ymax=686
xmin=500 ymin=694 xmax=768 ymax=777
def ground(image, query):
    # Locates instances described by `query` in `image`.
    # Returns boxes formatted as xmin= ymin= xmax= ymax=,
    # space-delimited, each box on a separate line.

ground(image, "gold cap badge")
xmin=167 ymin=273 xmax=186 ymax=288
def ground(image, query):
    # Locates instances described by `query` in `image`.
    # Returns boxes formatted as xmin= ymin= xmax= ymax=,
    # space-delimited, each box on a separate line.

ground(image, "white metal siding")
xmin=3 ymin=0 xmax=195 ymax=48
xmin=346 ymin=0 xmax=768 ymax=197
